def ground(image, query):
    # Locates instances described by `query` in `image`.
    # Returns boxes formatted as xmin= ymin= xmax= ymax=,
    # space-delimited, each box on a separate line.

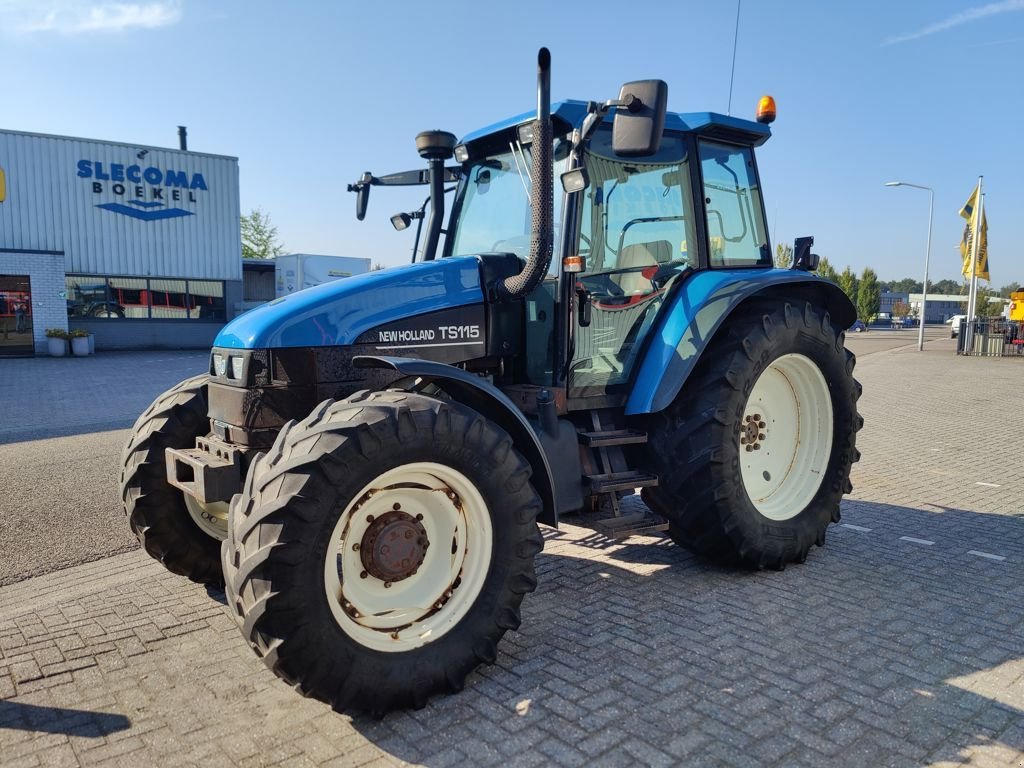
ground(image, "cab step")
xmin=578 ymin=429 xmax=648 ymax=448
xmin=584 ymin=470 xmax=658 ymax=494
xmin=591 ymin=511 xmax=669 ymax=539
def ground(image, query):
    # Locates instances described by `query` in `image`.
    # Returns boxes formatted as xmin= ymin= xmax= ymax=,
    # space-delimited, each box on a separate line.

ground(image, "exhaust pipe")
xmin=415 ymin=130 xmax=456 ymax=261
xmin=498 ymin=47 xmax=553 ymax=299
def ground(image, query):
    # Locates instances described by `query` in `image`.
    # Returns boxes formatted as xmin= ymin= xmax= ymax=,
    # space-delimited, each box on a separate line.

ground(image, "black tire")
xmin=90 ymin=304 xmax=124 ymax=318
xmin=640 ymin=300 xmax=862 ymax=569
xmin=222 ymin=390 xmax=543 ymax=715
xmin=120 ymin=374 xmax=224 ymax=585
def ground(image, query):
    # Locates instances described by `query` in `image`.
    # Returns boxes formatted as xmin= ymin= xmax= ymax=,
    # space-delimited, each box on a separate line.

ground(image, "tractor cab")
xmin=444 ymin=100 xmax=774 ymax=403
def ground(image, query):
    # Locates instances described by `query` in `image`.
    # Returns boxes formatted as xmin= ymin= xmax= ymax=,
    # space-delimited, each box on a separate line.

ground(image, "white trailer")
xmin=274 ymin=253 xmax=371 ymax=298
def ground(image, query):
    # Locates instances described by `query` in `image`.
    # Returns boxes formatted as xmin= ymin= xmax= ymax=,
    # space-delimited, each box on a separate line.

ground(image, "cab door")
xmin=568 ymin=131 xmax=696 ymax=401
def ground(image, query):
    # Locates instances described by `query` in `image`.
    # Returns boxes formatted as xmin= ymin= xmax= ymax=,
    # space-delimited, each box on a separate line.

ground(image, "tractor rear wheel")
xmin=222 ymin=390 xmax=543 ymax=715
xmin=642 ymin=300 xmax=862 ymax=568
xmin=120 ymin=374 xmax=226 ymax=585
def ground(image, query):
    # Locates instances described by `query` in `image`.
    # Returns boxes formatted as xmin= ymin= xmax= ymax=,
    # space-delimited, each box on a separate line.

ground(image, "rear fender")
xmin=626 ymin=269 xmax=855 ymax=415
xmin=354 ymin=356 xmax=558 ymax=527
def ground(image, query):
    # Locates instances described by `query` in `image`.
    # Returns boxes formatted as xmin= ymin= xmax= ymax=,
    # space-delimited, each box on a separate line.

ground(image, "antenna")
xmin=727 ymin=0 xmax=742 ymax=116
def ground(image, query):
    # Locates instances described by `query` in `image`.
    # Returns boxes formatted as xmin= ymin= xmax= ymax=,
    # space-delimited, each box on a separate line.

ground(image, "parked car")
xmin=849 ymin=319 xmax=866 ymax=332
xmin=947 ymin=314 xmax=967 ymax=338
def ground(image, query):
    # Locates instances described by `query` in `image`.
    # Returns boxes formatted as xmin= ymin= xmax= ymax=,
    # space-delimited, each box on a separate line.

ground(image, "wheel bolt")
xmin=753 ymin=444 xmax=761 ymax=451
xmin=393 ymin=503 xmax=401 ymax=511
xmin=360 ymin=570 xmax=368 ymax=579
xmin=758 ymin=421 xmax=766 ymax=429
xmin=384 ymin=581 xmax=392 ymax=589
xmin=366 ymin=514 xmax=375 ymax=523
xmin=745 ymin=445 xmax=753 ymax=452
xmin=415 ymin=513 xmax=424 ymax=521
xmin=759 ymin=433 xmax=766 ymax=440
xmin=753 ymin=413 xmax=761 ymax=421
xmin=352 ymin=543 xmax=360 ymax=551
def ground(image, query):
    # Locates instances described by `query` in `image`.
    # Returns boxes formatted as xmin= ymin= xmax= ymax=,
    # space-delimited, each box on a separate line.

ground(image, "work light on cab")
xmin=756 ymin=95 xmax=776 ymax=124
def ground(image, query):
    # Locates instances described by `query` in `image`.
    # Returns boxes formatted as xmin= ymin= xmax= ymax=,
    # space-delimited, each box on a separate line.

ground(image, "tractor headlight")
xmin=212 ymin=353 xmax=227 ymax=377
xmin=230 ymin=356 xmax=244 ymax=381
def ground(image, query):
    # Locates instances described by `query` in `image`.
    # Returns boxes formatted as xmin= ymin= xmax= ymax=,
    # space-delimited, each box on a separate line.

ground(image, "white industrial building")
xmin=0 ymin=127 xmax=241 ymax=356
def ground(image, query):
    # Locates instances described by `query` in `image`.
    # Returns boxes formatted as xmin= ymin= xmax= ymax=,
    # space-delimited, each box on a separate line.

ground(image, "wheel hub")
xmin=359 ymin=510 xmax=429 ymax=583
xmin=741 ymin=413 xmax=767 ymax=452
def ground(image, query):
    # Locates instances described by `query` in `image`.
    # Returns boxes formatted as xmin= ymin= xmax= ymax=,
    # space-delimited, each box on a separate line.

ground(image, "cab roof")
xmin=459 ymin=99 xmax=771 ymax=148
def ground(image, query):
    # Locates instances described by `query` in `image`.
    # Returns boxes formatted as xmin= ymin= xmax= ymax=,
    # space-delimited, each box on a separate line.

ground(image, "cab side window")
xmin=699 ymin=141 xmax=770 ymax=267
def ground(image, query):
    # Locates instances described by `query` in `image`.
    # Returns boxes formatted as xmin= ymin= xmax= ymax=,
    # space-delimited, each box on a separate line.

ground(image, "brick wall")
xmin=0 ymin=251 xmax=67 ymax=355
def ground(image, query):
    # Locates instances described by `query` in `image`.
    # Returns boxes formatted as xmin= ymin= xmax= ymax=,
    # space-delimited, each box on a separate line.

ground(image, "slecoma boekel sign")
xmin=76 ymin=160 xmax=208 ymax=221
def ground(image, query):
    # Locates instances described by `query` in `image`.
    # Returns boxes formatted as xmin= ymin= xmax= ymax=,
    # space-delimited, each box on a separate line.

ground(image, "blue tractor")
xmin=122 ymin=50 xmax=861 ymax=714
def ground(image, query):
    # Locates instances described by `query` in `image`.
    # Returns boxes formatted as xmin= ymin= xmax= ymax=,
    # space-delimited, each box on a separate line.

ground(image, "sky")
xmin=2 ymin=0 xmax=1023 ymax=285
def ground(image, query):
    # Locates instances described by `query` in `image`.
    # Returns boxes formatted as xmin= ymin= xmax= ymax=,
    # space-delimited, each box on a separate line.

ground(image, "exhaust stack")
xmin=498 ymin=47 xmax=553 ymax=299
xmin=177 ymin=125 xmax=188 ymax=151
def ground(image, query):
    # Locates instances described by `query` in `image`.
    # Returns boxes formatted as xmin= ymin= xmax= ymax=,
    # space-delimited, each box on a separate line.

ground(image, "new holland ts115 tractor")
xmin=121 ymin=49 xmax=861 ymax=714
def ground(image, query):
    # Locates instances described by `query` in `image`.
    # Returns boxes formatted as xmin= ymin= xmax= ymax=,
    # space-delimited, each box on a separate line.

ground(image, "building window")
xmin=66 ymin=274 xmax=226 ymax=321
xmin=187 ymin=280 xmax=226 ymax=321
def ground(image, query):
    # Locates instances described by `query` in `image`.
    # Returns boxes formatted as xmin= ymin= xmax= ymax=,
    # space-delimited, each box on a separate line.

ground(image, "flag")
xmin=959 ymin=183 xmax=989 ymax=281
xmin=976 ymin=210 xmax=989 ymax=281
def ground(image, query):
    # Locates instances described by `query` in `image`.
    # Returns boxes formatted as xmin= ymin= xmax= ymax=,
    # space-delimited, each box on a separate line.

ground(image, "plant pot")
xmin=71 ymin=337 xmax=90 ymax=357
xmin=47 ymin=338 xmax=68 ymax=357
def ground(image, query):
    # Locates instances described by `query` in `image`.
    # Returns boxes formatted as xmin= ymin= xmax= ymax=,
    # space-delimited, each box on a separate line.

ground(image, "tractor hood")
xmin=215 ymin=256 xmax=484 ymax=350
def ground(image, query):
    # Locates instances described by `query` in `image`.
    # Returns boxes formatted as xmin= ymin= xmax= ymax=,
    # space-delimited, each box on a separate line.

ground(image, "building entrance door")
xmin=0 ymin=275 xmax=34 ymax=357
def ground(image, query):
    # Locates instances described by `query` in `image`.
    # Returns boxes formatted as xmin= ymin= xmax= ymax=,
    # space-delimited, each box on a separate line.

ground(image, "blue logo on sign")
xmin=95 ymin=202 xmax=194 ymax=221
xmin=78 ymin=159 xmax=207 ymax=222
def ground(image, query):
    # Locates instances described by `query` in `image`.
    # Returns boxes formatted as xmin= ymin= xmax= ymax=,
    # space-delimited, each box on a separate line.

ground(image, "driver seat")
xmin=613 ymin=240 xmax=673 ymax=294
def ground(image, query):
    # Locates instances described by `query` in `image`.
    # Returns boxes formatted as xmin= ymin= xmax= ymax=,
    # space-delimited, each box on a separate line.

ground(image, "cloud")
xmin=0 ymin=1 xmax=182 ymax=35
xmin=884 ymin=0 xmax=1024 ymax=45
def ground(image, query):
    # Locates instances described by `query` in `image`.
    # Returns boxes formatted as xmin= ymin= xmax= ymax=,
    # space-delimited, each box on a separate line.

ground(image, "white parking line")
xmin=900 ymin=536 xmax=935 ymax=546
xmin=967 ymin=550 xmax=1006 ymax=562
xmin=975 ymin=482 xmax=1001 ymax=488
xmin=841 ymin=523 xmax=872 ymax=532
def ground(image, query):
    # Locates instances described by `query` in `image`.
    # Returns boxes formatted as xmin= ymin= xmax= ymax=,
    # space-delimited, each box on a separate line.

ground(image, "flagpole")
xmin=966 ymin=176 xmax=983 ymax=351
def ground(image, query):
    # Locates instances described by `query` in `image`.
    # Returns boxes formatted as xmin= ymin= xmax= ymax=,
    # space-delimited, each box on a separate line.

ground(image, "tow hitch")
xmin=166 ymin=436 xmax=242 ymax=505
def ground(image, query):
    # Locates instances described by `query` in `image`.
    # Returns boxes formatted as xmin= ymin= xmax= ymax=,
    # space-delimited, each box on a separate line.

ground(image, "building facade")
xmin=0 ymin=128 xmax=241 ymax=355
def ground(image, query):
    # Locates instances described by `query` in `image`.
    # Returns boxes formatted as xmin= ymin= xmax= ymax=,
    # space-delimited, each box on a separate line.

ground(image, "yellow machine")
xmin=1010 ymin=292 xmax=1024 ymax=322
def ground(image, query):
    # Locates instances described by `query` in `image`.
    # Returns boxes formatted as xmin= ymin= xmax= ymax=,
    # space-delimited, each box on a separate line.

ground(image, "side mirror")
xmin=350 ymin=172 xmax=372 ymax=221
xmin=612 ymin=80 xmax=668 ymax=157
xmin=792 ymin=236 xmax=820 ymax=271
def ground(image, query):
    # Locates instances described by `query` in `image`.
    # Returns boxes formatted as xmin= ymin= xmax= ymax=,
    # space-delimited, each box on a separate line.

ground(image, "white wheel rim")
xmin=739 ymin=353 xmax=833 ymax=521
xmin=184 ymin=494 xmax=229 ymax=540
xmin=324 ymin=462 xmax=493 ymax=653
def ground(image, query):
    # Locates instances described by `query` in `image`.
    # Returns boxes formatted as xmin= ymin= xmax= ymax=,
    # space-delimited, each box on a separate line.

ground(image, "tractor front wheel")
xmin=222 ymin=391 xmax=543 ymax=715
xmin=642 ymin=300 xmax=862 ymax=568
xmin=120 ymin=374 xmax=226 ymax=584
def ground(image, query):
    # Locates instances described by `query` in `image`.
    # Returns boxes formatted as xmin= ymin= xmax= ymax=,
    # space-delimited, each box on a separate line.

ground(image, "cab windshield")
xmin=449 ymin=142 xmax=568 ymax=260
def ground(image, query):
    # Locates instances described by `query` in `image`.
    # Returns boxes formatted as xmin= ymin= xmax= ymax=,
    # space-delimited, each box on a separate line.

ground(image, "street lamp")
xmin=885 ymin=181 xmax=934 ymax=352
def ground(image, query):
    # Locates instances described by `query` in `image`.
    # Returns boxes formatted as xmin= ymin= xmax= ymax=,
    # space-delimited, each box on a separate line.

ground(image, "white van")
xmin=947 ymin=314 xmax=967 ymax=338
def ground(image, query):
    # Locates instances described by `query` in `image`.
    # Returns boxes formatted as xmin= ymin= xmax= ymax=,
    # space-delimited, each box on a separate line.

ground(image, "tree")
xmin=815 ymin=256 xmax=840 ymax=284
xmin=857 ymin=268 xmax=881 ymax=323
xmin=968 ymin=286 xmax=1007 ymax=318
xmin=774 ymin=243 xmax=793 ymax=269
xmin=891 ymin=300 xmax=910 ymax=319
xmin=930 ymin=278 xmax=962 ymax=295
xmin=998 ymin=282 xmax=1022 ymax=298
xmin=837 ymin=267 xmax=859 ymax=307
xmin=889 ymin=277 xmax=923 ymax=294
xmin=241 ymin=208 xmax=285 ymax=259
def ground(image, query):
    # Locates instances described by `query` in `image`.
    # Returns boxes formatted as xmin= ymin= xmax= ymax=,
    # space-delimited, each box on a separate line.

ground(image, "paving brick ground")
xmin=1 ymin=336 xmax=1023 ymax=766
